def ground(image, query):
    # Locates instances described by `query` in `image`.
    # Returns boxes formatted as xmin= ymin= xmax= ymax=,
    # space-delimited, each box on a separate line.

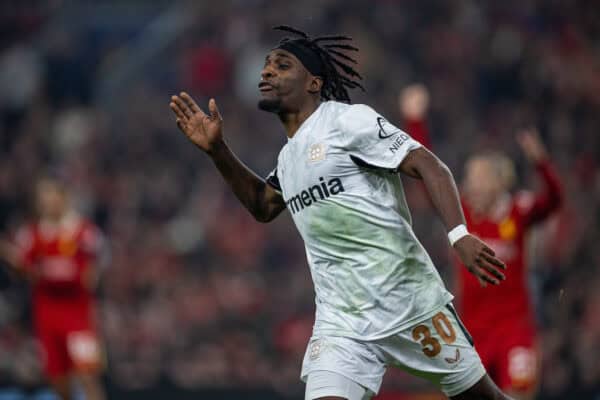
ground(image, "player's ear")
xmin=307 ymin=76 xmax=323 ymax=95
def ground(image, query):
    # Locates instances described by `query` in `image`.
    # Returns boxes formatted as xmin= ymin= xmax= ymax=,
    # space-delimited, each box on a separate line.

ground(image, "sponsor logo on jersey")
xmin=308 ymin=143 xmax=327 ymax=163
xmin=285 ymin=177 xmax=345 ymax=214
xmin=388 ymin=133 xmax=411 ymax=154
xmin=377 ymin=117 xmax=401 ymax=139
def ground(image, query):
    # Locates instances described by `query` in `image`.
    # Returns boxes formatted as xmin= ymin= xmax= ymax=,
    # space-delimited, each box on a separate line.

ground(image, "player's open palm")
xmin=454 ymin=234 xmax=506 ymax=287
xmin=170 ymin=92 xmax=223 ymax=153
xmin=517 ymin=127 xmax=547 ymax=163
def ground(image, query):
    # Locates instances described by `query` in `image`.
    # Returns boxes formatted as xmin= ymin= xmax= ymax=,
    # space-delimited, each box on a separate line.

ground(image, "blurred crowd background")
xmin=0 ymin=1 xmax=598 ymax=399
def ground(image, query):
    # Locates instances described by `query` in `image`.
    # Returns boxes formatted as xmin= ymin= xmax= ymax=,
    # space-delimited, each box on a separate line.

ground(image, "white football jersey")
xmin=267 ymin=101 xmax=453 ymax=340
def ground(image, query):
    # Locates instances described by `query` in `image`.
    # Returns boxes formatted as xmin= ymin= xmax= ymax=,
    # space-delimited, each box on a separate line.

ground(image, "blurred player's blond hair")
xmin=468 ymin=152 xmax=516 ymax=191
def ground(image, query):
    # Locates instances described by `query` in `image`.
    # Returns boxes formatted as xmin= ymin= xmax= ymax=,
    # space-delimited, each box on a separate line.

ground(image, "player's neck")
xmin=40 ymin=209 xmax=75 ymax=226
xmin=279 ymin=99 xmax=321 ymax=138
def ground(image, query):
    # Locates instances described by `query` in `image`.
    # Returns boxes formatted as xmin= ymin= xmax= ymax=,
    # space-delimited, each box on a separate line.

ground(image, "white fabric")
xmin=301 ymin=304 xmax=486 ymax=397
xmin=267 ymin=101 xmax=453 ymax=340
xmin=448 ymin=224 xmax=469 ymax=246
xmin=305 ymin=370 xmax=370 ymax=400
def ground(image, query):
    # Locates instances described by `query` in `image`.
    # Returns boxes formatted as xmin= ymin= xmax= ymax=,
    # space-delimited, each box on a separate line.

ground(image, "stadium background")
xmin=0 ymin=1 xmax=598 ymax=399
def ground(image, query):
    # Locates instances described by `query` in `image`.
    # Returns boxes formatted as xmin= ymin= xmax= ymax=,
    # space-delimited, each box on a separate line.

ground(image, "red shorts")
xmin=35 ymin=310 xmax=103 ymax=378
xmin=472 ymin=321 xmax=538 ymax=392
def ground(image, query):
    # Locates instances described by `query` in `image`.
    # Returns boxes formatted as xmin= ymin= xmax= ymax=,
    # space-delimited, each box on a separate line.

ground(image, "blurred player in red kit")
xmin=458 ymin=130 xmax=562 ymax=399
xmin=399 ymin=83 xmax=432 ymax=150
xmin=0 ymin=178 xmax=106 ymax=400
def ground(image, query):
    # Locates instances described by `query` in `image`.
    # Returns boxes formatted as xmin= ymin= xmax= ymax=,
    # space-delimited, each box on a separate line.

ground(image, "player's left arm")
xmin=0 ymin=228 xmax=36 ymax=280
xmin=516 ymin=128 xmax=563 ymax=227
xmin=81 ymin=224 xmax=110 ymax=291
xmin=399 ymin=147 xmax=506 ymax=286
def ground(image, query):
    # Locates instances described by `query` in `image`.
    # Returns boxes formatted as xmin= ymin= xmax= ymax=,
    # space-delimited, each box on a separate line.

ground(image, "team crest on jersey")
xmin=499 ymin=218 xmax=517 ymax=241
xmin=308 ymin=143 xmax=326 ymax=163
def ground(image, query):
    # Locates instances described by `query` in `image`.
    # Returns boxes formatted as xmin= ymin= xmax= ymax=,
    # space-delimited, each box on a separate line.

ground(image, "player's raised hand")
xmin=517 ymin=127 xmax=547 ymax=163
xmin=170 ymin=92 xmax=223 ymax=154
xmin=453 ymin=234 xmax=506 ymax=287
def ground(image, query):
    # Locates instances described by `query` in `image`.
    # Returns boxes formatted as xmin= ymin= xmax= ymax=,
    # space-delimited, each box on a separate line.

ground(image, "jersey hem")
xmin=312 ymin=293 xmax=454 ymax=341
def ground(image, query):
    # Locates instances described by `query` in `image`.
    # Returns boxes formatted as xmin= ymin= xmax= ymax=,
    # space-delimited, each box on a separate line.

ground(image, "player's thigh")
xmin=301 ymin=336 xmax=382 ymax=399
xmin=380 ymin=304 xmax=487 ymax=398
xmin=305 ymin=370 xmax=371 ymax=400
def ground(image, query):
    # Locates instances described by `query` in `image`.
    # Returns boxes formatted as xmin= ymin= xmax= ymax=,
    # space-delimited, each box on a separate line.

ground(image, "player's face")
xmin=463 ymin=158 xmax=504 ymax=214
xmin=36 ymin=181 xmax=68 ymax=220
xmin=258 ymin=50 xmax=316 ymax=113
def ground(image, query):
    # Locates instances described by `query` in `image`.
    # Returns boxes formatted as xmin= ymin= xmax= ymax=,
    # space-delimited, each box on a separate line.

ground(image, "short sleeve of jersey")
xmin=265 ymin=168 xmax=282 ymax=194
xmin=336 ymin=104 xmax=422 ymax=172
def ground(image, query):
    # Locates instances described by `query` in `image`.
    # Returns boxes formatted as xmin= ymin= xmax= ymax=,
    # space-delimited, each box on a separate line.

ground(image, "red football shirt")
xmin=458 ymin=161 xmax=562 ymax=338
xmin=14 ymin=212 xmax=104 ymax=328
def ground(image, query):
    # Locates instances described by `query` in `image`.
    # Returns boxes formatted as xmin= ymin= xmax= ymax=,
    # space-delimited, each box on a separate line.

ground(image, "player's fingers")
xmin=180 ymin=92 xmax=204 ymax=115
xmin=171 ymin=95 xmax=193 ymax=118
xmin=468 ymin=265 xmax=498 ymax=286
xmin=477 ymin=269 xmax=500 ymax=285
xmin=175 ymin=118 xmax=186 ymax=133
xmin=170 ymin=102 xmax=187 ymax=121
xmin=482 ymin=245 xmax=495 ymax=257
xmin=476 ymin=258 xmax=505 ymax=281
xmin=481 ymin=251 xmax=506 ymax=270
xmin=208 ymin=98 xmax=222 ymax=121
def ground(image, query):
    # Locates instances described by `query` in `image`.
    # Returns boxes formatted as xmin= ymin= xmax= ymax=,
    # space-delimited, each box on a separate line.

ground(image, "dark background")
xmin=0 ymin=1 xmax=598 ymax=399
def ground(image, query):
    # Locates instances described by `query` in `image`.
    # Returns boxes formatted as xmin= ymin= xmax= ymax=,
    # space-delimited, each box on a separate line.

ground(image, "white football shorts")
xmin=301 ymin=303 xmax=486 ymax=399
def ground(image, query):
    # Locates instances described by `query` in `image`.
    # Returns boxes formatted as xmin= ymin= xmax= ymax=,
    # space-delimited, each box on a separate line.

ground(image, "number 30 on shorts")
xmin=411 ymin=312 xmax=457 ymax=357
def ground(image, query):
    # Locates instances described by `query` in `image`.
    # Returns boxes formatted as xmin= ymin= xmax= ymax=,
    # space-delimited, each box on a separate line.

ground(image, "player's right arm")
xmin=169 ymin=92 xmax=286 ymax=223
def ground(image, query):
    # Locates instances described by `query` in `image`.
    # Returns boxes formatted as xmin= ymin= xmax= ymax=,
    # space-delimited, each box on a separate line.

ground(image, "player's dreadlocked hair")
xmin=273 ymin=25 xmax=364 ymax=103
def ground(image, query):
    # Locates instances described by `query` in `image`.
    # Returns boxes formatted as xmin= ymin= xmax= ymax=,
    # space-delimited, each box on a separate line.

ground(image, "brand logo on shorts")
xmin=309 ymin=340 xmax=323 ymax=361
xmin=444 ymin=349 xmax=462 ymax=364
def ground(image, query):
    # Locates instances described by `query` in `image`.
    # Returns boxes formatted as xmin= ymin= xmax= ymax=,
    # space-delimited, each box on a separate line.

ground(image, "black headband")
xmin=277 ymin=40 xmax=324 ymax=77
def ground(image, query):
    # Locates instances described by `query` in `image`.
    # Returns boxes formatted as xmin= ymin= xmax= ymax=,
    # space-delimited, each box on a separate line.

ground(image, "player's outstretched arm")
xmin=169 ymin=92 xmax=285 ymax=223
xmin=517 ymin=128 xmax=563 ymax=225
xmin=399 ymin=147 xmax=506 ymax=286
xmin=0 ymin=239 xmax=28 ymax=279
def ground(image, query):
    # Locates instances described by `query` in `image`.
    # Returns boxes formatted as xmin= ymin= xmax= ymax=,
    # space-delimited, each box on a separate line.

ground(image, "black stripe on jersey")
xmin=349 ymin=155 xmax=399 ymax=173
xmin=445 ymin=303 xmax=474 ymax=346
xmin=266 ymin=169 xmax=282 ymax=193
